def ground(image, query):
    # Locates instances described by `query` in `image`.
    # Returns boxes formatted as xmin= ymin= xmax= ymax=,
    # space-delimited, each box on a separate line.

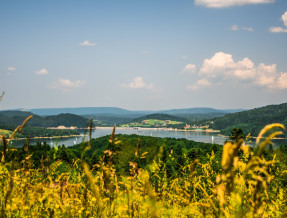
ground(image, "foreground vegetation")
xmin=0 ymin=116 xmax=286 ymax=217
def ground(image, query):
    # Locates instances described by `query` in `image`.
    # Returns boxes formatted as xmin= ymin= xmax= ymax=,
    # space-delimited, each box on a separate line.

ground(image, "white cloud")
xmin=269 ymin=11 xmax=287 ymax=33
xmin=49 ymin=79 xmax=86 ymax=91
xmin=182 ymin=64 xmax=197 ymax=74
xmin=269 ymin=27 xmax=287 ymax=33
xmin=195 ymin=0 xmax=274 ymax=8
xmin=80 ymin=40 xmax=97 ymax=47
xmin=231 ymin=25 xmax=254 ymax=32
xmin=277 ymin=73 xmax=287 ymax=89
xmin=255 ymin=63 xmax=277 ymax=87
xmin=8 ymin=67 xmax=16 ymax=71
xmin=187 ymin=79 xmax=211 ymax=90
xmin=120 ymin=77 xmax=154 ymax=90
xmin=199 ymin=52 xmax=235 ymax=77
xmin=187 ymin=52 xmax=287 ymax=90
xmin=242 ymin=27 xmax=254 ymax=32
xmin=231 ymin=25 xmax=239 ymax=31
xmin=35 ymin=68 xmax=48 ymax=75
xmin=281 ymin=11 xmax=287 ymax=26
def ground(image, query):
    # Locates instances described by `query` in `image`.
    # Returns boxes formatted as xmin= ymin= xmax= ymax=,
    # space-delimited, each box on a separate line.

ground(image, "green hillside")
xmin=0 ymin=110 xmax=33 ymax=117
xmin=133 ymin=113 xmax=189 ymax=123
xmin=121 ymin=113 xmax=189 ymax=128
xmin=0 ymin=112 xmax=89 ymax=128
xmin=209 ymin=102 xmax=287 ymax=136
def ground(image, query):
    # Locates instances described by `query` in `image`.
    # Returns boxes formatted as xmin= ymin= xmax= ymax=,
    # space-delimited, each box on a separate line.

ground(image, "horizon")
xmin=5 ymin=103 xmax=282 ymax=112
xmin=1 ymin=0 xmax=287 ymax=110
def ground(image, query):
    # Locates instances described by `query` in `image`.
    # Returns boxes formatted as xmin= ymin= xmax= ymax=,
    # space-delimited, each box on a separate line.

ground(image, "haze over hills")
xmin=12 ymin=107 xmax=245 ymax=116
xmin=28 ymin=107 xmax=133 ymax=116
xmin=1 ymin=102 xmax=287 ymax=137
xmin=158 ymin=108 xmax=244 ymax=115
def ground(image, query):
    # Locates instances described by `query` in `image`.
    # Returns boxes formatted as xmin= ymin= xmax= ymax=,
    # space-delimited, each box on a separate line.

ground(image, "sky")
xmin=1 ymin=0 xmax=287 ymax=110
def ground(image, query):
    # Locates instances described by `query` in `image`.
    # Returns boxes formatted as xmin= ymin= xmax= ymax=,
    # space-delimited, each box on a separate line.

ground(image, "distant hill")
xmin=0 ymin=110 xmax=33 ymax=117
xmin=0 ymin=112 xmax=89 ymax=128
xmin=209 ymin=103 xmax=287 ymax=136
xmin=133 ymin=113 xmax=189 ymax=123
xmin=20 ymin=107 xmax=245 ymax=117
xmin=160 ymin=107 xmax=225 ymax=114
xmin=29 ymin=107 xmax=133 ymax=116
xmin=2 ymin=107 xmax=245 ymax=127
xmin=174 ymin=112 xmax=227 ymax=121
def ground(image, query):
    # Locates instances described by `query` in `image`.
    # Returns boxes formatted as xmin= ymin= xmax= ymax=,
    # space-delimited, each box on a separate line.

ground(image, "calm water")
xmin=9 ymin=127 xmax=287 ymax=147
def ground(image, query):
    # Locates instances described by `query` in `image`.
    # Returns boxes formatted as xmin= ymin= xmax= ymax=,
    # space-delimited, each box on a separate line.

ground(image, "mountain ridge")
xmin=5 ymin=106 xmax=245 ymax=116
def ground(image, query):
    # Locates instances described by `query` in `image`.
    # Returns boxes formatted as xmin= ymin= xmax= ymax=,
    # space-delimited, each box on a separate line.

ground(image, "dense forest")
xmin=208 ymin=102 xmax=287 ymax=136
xmin=0 ymin=125 xmax=79 ymax=138
xmin=0 ymin=112 xmax=89 ymax=138
xmin=132 ymin=113 xmax=189 ymax=123
xmin=0 ymin=111 xmax=89 ymax=128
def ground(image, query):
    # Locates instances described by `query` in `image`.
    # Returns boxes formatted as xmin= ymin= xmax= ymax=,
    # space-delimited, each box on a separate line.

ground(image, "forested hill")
xmin=209 ymin=102 xmax=287 ymax=136
xmin=0 ymin=110 xmax=33 ymax=117
xmin=0 ymin=111 xmax=89 ymax=128
xmin=133 ymin=113 xmax=189 ymax=123
xmin=30 ymin=107 xmax=132 ymax=116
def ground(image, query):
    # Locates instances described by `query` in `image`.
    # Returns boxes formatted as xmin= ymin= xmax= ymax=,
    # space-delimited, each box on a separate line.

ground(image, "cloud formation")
xmin=8 ymin=67 xmax=16 ymax=71
xmin=269 ymin=11 xmax=287 ymax=33
xmin=35 ymin=68 xmax=48 ymax=75
xmin=195 ymin=0 xmax=274 ymax=8
xmin=187 ymin=52 xmax=287 ymax=90
xmin=120 ymin=77 xmax=154 ymax=90
xmin=187 ymin=79 xmax=211 ymax=90
xmin=49 ymin=79 xmax=86 ymax=91
xmin=182 ymin=64 xmax=197 ymax=74
xmin=231 ymin=25 xmax=254 ymax=32
xmin=80 ymin=40 xmax=97 ymax=46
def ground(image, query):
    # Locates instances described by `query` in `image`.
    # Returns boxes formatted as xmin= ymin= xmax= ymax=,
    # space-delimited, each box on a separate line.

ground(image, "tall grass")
xmin=0 ymin=116 xmax=286 ymax=217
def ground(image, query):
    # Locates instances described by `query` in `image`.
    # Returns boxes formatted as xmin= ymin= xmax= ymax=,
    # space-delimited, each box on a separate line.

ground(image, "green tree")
xmin=229 ymin=128 xmax=244 ymax=143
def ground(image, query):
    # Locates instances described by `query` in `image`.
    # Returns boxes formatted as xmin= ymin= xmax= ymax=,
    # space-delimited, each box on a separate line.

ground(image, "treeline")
xmin=0 ymin=124 xmax=80 ymax=138
xmin=0 ymin=111 xmax=89 ymax=128
xmin=133 ymin=113 xmax=189 ymax=123
xmin=5 ymin=134 xmax=287 ymax=184
xmin=208 ymin=102 xmax=287 ymax=136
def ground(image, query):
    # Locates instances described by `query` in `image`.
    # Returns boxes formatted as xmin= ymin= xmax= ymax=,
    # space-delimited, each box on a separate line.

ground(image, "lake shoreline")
xmin=6 ymin=127 xmax=287 ymax=142
xmin=6 ymin=134 xmax=85 ymax=142
xmin=96 ymin=126 xmax=221 ymax=133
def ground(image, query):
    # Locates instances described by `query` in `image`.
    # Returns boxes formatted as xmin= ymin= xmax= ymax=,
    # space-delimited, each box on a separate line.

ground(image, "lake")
xmin=9 ymin=127 xmax=287 ymax=148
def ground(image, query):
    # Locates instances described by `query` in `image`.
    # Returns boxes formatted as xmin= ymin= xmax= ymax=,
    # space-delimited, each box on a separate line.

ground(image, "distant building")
xmin=57 ymin=125 xmax=66 ymax=129
xmin=184 ymin=124 xmax=190 ymax=129
xmin=56 ymin=125 xmax=77 ymax=129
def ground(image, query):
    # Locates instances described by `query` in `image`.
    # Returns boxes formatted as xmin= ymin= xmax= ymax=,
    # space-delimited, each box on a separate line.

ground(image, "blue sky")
xmin=1 ymin=0 xmax=287 ymax=110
